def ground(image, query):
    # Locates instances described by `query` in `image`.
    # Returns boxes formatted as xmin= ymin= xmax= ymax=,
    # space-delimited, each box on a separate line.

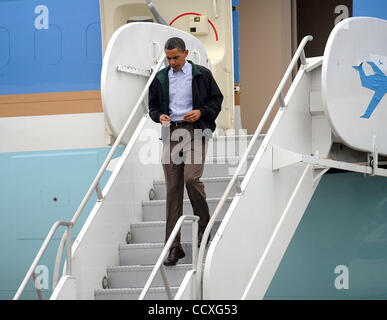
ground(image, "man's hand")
xmin=184 ymin=110 xmax=201 ymax=123
xmin=160 ymin=114 xmax=171 ymax=123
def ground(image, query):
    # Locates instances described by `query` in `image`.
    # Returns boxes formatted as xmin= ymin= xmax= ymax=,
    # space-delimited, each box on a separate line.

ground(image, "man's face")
xmin=165 ymin=48 xmax=188 ymax=72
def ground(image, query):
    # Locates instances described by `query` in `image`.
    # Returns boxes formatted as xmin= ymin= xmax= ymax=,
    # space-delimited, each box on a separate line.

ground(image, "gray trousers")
xmin=162 ymin=123 xmax=209 ymax=249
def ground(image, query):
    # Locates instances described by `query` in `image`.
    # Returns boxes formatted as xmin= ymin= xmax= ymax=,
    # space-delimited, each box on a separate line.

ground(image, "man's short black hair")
xmin=164 ymin=37 xmax=186 ymax=52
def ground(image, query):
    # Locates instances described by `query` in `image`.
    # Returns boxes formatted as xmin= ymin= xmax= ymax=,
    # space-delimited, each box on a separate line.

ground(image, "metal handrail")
xmin=15 ymin=52 xmax=167 ymax=300
xmin=13 ymin=221 xmax=73 ymax=300
xmin=195 ymin=35 xmax=313 ymax=299
xmin=146 ymin=0 xmax=168 ymax=25
xmin=139 ymin=215 xmax=199 ymax=300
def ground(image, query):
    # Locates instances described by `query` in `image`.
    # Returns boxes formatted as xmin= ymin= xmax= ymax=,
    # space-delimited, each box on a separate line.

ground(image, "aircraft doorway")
xmin=295 ymin=0 xmax=353 ymax=58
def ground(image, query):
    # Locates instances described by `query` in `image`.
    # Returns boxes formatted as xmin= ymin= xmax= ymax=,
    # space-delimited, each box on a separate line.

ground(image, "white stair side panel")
xmin=310 ymin=66 xmax=333 ymax=154
xmin=203 ymin=66 xmax=332 ymax=299
xmin=242 ymin=165 xmax=316 ymax=299
xmin=52 ymin=116 xmax=164 ymax=300
xmin=50 ymin=276 xmax=77 ymax=300
xmin=175 ymin=270 xmax=197 ymax=300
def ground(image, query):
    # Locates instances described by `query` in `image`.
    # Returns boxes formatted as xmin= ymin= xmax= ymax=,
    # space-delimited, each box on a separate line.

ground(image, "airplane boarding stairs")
xmin=20 ymin=27 xmax=387 ymax=299
xmin=51 ymin=52 xmax=334 ymax=300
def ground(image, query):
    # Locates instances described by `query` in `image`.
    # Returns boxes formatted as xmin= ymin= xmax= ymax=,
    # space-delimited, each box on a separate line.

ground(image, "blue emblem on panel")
xmin=353 ymin=61 xmax=387 ymax=119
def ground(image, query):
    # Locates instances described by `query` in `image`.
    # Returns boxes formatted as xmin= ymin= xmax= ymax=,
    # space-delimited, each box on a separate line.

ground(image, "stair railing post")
xmin=139 ymin=215 xmax=199 ymax=300
xmin=300 ymin=49 xmax=307 ymax=66
xmin=279 ymin=92 xmax=286 ymax=109
xmin=192 ymin=219 xmax=198 ymax=268
xmin=13 ymin=221 xmax=73 ymax=300
xmin=95 ymin=183 xmax=103 ymax=202
xmin=159 ymin=265 xmax=173 ymax=300
xmin=32 ymin=272 xmax=45 ymax=300
xmin=65 ymin=224 xmax=72 ymax=276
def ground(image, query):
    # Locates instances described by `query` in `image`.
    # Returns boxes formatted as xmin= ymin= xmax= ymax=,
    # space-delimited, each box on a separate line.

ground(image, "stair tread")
xmin=205 ymin=154 xmax=255 ymax=161
xmin=153 ymin=175 xmax=244 ymax=185
xmin=107 ymin=263 xmax=192 ymax=272
xmin=119 ymin=241 xmax=193 ymax=249
xmin=95 ymin=286 xmax=179 ymax=295
xmin=211 ymin=134 xmax=254 ymax=140
xmin=142 ymin=196 xmax=233 ymax=206
xmin=131 ymin=219 xmax=222 ymax=228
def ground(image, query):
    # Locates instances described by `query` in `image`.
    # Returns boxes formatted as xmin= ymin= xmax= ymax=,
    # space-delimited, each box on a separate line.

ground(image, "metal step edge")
xmin=131 ymin=219 xmax=223 ymax=229
xmin=119 ymin=241 xmax=193 ymax=250
xmin=95 ymin=286 xmax=179 ymax=296
xmin=153 ymin=175 xmax=245 ymax=185
xmin=204 ymin=154 xmax=255 ymax=162
xmin=142 ymin=197 xmax=234 ymax=207
xmin=107 ymin=263 xmax=192 ymax=273
xmin=211 ymin=134 xmax=255 ymax=141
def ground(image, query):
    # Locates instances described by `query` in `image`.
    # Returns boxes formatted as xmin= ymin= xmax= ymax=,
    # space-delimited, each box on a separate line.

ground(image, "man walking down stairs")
xmin=148 ymin=37 xmax=223 ymax=266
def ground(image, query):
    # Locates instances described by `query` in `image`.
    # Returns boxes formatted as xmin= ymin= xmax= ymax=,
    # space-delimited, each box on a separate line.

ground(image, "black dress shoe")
xmin=163 ymin=247 xmax=185 ymax=266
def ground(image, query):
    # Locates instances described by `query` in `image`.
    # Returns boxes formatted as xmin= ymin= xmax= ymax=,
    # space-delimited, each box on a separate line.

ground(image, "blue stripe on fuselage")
xmin=0 ymin=0 xmax=102 ymax=95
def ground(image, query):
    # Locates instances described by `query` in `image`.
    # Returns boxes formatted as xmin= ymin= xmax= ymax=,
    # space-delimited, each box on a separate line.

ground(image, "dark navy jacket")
xmin=148 ymin=60 xmax=223 ymax=132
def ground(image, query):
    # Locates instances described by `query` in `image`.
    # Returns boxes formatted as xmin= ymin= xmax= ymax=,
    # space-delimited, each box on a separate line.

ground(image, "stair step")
xmin=95 ymin=286 xmax=179 ymax=300
xmin=152 ymin=176 xmax=243 ymax=200
xmin=106 ymin=264 xmax=192 ymax=289
xmin=130 ymin=219 xmax=221 ymax=243
xmin=211 ymin=134 xmax=254 ymax=142
xmin=202 ymin=155 xmax=254 ymax=177
xmin=119 ymin=241 xmax=200 ymax=266
xmin=141 ymin=197 xmax=233 ymax=222
xmin=207 ymin=134 xmax=263 ymax=157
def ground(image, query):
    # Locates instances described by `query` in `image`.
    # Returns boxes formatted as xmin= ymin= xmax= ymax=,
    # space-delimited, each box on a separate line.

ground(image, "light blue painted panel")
xmin=0 ymin=146 xmax=123 ymax=299
xmin=0 ymin=0 xmax=102 ymax=95
xmin=266 ymin=172 xmax=387 ymax=299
